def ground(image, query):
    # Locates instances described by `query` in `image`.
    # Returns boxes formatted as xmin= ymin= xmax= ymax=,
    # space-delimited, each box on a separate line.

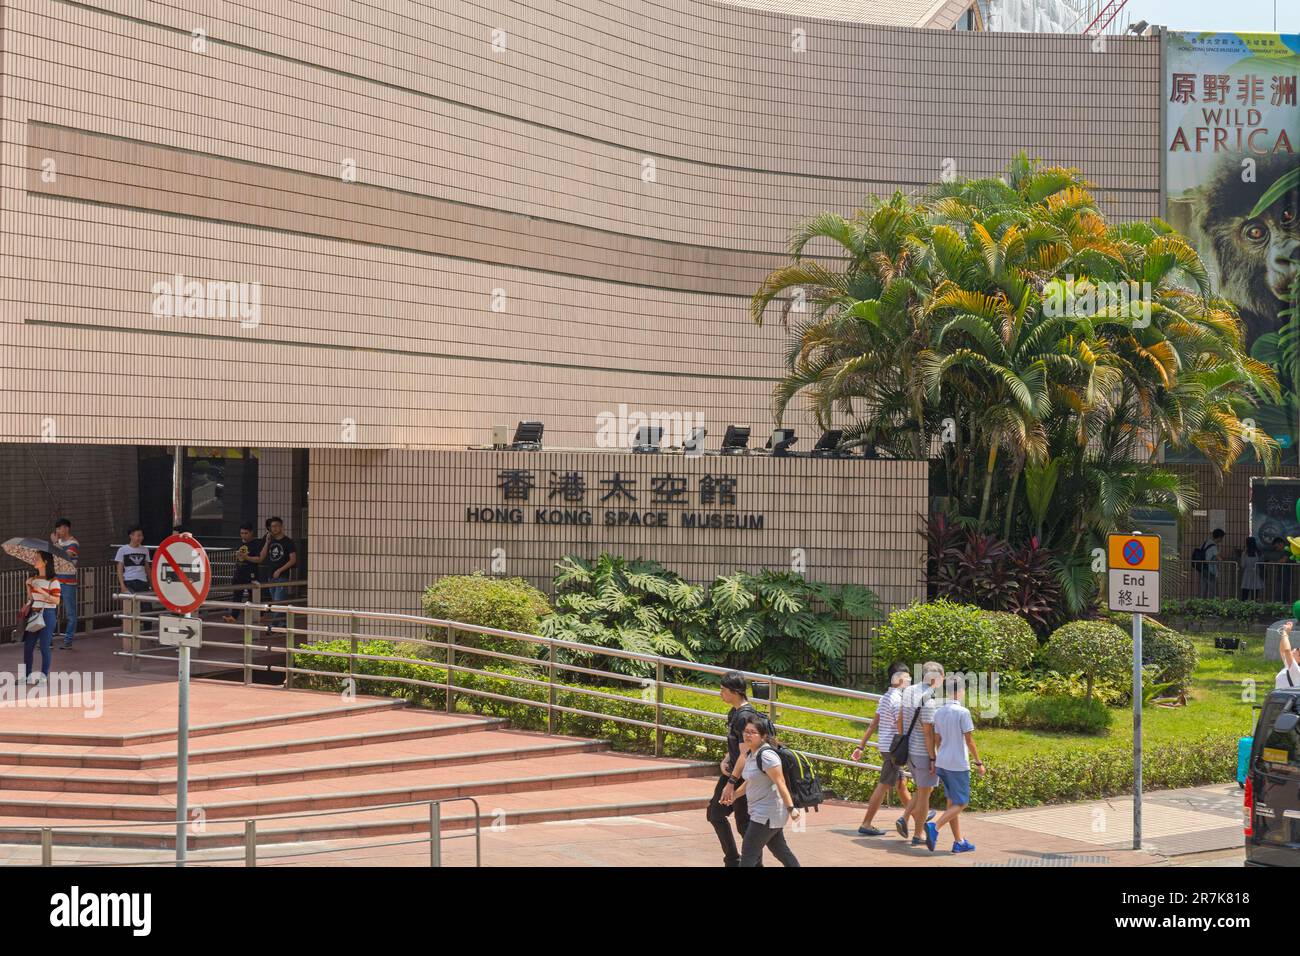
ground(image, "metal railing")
xmin=1165 ymin=560 xmax=1300 ymax=603
xmin=2 ymin=797 xmax=482 ymax=868
xmin=114 ymin=595 xmax=885 ymax=772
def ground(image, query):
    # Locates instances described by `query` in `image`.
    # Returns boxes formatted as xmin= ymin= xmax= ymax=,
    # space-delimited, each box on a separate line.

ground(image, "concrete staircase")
xmin=0 ymin=696 xmax=717 ymax=851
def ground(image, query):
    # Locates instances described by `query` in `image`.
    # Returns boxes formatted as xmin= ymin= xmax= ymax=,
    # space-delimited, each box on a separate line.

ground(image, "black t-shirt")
xmin=264 ymin=535 xmax=297 ymax=578
xmin=231 ymin=540 xmax=261 ymax=584
xmin=726 ymin=702 xmax=758 ymax=768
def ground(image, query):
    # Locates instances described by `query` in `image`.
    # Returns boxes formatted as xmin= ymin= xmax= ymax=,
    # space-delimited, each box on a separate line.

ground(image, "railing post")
xmin=768 ymin=680 xmax=779 ymax=727
xmin=40 ymin=827 xmax=52 ymax=867
xmin=127 ymin=594 xmax=139 ymax=673
xmin=244 ymin=820 xmax=257 ymax=867
xmin=429 ymin=802 xmax=442 ymax=868
xmin=445 ymin=626 xmax=456 ymax=714
xmin=654 ymin=660 xmax=665 ymax=757
xmin=547 ymin=643 xmax=558 ymax=735
xmin=284 ymin=609 xmax=295 ymax=690
xmin=349 ymin=614 xmax=359 ymax=689
xmin=242 ymin=601 xmax=254 ymax=686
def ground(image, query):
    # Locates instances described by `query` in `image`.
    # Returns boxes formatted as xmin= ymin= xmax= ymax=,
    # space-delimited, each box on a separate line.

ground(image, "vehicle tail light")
xmin=1244 ymin=775 xmax=1254 ymax=837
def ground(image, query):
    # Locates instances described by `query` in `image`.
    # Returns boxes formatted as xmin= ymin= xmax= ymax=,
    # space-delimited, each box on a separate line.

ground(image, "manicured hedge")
xmin=295 ymin=639 xmax=1234 ymax=811
xmin=873 ymin=600 xmax=997 ymax=675
xmin=1044 ymin=620 xmax=1132 ymax=701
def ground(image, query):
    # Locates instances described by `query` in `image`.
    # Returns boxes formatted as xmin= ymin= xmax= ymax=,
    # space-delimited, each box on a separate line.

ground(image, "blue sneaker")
xmin=952 ymin=840 xmax=976 ymax=854
xmin=911 ymin=836 xmax=924 ymax=846
xmin=858 ymin=826 xmax=886 ymax=836
xmin=925 ymin=821 xmax=938 ymax=852
xmin=895 ymin=816 xmax=909 ymax=838
xmin=927 ymin=810 xmax=937 ymax=822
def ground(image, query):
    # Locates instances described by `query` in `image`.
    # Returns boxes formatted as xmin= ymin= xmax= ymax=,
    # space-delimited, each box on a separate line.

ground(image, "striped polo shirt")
xmin=54 ymin=537 xmax=79 ymax=586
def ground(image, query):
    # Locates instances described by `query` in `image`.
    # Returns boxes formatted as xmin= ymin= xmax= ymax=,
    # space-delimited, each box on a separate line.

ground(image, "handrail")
xmin=112 ymin=592 xmax=886 ymax=776
xmin=2 ymin=796 xmax=482 ymax=868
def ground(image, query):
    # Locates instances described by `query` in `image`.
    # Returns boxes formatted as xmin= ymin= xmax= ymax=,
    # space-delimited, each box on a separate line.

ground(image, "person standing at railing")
xmin=223 ymin=523 xmax=263 ymax=625
xmin=1241 ymin=536 xmax=1264 ymax=602
xmin=707 ymin=671 xmax=758 ymax=867
xmin=1195 ymin=529 xmax=1224 ymax=598
xmin=253 ymin=516 xmax=297 ymax=629
xmin=50 ymin=518 xmax=78 ymax=651
xmin=115 ymin=527 xmax=153 ymax=643
xmin=23 ymin=551 xmax=60 ymax=685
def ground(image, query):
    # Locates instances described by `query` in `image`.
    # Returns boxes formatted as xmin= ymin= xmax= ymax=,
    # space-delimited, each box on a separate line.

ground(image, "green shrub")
xmin=1099 ymin=612 xmax=1198 ymax=696
xmin=1161 ymin=598 xmax=1288 ymax=625
xmin=989 ymin=693 xmax=1113 ymax=734
xmin=982 ymin=611 xmax=1039 ymax=671
xmin=873 ymin=600 xmax=997 ymax=675
xmin=422 ymin=572 xmax=552 ymax=664
xmin=1043 ymin=620 xmax=1132 ymax=702
xmin=1024 ymin=669 xmax=1127 ymax=706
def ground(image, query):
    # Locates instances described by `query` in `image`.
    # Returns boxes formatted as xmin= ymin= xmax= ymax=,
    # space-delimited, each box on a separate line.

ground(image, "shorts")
xmin=908 ymin=755 xmax=938 ymax=789
xmin=878 ymin=751 xmax=904 ymax=786
xmin=936 ymin=767 xmax=971 ymax=806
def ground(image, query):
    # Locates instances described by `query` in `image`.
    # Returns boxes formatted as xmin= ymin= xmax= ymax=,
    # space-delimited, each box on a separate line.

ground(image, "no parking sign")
xmin=150 ymin=534 xmax=212 ymax=615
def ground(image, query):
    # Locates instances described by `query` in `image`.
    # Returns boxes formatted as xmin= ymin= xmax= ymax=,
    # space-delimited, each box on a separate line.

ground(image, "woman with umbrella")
xmin=4 ymin=540 xmax=63 ymax=684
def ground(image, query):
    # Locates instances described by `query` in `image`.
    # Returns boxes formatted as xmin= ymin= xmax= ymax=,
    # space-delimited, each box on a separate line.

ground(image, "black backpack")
xmin=1191 ymin=543 xmax=1207 ymax=562
xmin=755 ymin=743 xmax=823 ymax=812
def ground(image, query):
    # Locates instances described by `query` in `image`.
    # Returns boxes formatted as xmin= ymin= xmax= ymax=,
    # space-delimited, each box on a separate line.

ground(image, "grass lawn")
xmin=647 ymin=628 xmax=1268 ymax=762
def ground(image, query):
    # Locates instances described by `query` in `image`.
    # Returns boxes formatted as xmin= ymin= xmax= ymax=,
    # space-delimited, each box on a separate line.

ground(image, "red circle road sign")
xmin=150 ymin=534 xmax=212 ymax=615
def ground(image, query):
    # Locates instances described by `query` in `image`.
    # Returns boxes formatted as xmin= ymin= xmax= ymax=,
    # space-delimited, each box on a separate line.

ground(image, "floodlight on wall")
xmin=810 ymin=429 xmax=844 ymax=458
xmin=1127 ymin=20 xmax=1149 ymax=34
xmin=682 ymin=426 xmax=707 ymax=456
xmin=512 ymin=421 xmax=544 ymax=451
xmin=491 ymin=424 xmax=510 ymax=449
xmin=632 ymin=426 xmax=664 ymax=454
xmin=766 ymin=428 xmax=797 ymax=457
xmin=721 ymin=425 xmax=751 ymax=455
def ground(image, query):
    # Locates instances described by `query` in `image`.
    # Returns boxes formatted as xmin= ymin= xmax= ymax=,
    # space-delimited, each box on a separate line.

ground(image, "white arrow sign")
xmin=159 ymin=615 xmax=203 ymax=649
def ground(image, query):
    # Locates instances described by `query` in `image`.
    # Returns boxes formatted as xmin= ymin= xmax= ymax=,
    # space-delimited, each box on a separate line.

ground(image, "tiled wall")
xmin=0 ymin=0 xmax=1163 ymax=451
xmin=308 ymin=447 xmax=928 ymax=676
xmin=0 ymin=443 xmax=139 ymax=572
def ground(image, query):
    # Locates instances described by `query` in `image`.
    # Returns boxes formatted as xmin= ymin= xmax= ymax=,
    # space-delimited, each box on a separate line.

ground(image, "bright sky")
xmin=1125 ymin=0 xmax=1300 ymax=34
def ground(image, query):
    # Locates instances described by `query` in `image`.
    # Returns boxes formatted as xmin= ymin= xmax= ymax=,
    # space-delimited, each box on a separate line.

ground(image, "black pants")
xmin=740 ymin=820 xmax=800 ymax=868
xmin=706 ymin=774 xmax=753 ymax=867
xmin=125 ymin=578 xmax=151 ymax=632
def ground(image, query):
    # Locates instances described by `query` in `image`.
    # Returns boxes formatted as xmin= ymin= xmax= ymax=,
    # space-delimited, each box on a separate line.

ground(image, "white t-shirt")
xmin=115 ymin=545 xmax=150 ymax=583
xmin=1276 ymin=660 xmax=1300 ymax=690
xmin=933 ymin=700 xmax=975 ymax=771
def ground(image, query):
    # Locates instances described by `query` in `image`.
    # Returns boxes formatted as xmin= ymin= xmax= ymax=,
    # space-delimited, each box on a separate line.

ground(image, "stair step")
xmin=0 ymin=696 xmax=407 ymax=747
xmin=0 ymin=753 xmax=716 ymax=821
xmin=0 ymin=733 xmax=608 ymax=794
xmin=0 ymin=712 xmax=506 ymax=769
xmin=0 ymin=779 xmax=716 ymax=850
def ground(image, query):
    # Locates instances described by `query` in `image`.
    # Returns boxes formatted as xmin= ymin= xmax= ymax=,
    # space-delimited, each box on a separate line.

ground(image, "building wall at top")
xmin=0 ymin=0 xmax=1163 ymax=451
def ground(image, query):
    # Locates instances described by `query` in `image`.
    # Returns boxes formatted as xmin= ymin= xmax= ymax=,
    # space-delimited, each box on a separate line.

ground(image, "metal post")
xmin=128 ymin=593 xmax=139 ymax=672
xmin=284 ymin=609 xmax=295 ymax=690
xmin=445 ymin=626 xmax=456 ymax=714
xmin=40 ymin=827 xmax=52 ymax=867
xmin=172 ymin=446 xmax=184 ymax=528
xmin=547 ymin=643 xmax=557 ymax=735
xmin=242 ymin=601 xmax=254 ymax=686
xmin=429 ymin=802 xmax=442 ymax=867
xmin=654 ymin=660 xmax=665 ymax=757
xmin=244 ymin=820 xmax=257 ymax=867
xmin=1133 ymin=611 xmax=1143 ymax=850
xmin=177 ymin=627 xmax=191 ymax=866
xmin=349 ymin=614 xmax=358 ymax=687
xmin=768 ymin=680 xmax=779 ymax=726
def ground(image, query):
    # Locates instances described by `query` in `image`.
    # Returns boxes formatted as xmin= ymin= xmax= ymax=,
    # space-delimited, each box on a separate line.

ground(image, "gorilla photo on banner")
xmin=1192 ymin=151 xmax=1300 ymax=347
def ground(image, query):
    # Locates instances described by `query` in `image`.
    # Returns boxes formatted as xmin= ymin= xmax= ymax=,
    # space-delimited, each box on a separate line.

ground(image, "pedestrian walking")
xmin=731 ymin=714 xmax=801 ymax=867
xmin=706 ymin=671 xmax=758 ymax=866
xmin=924 ymin=674 xmax=985 ymax=854
xmin=51 ymin=518 xmax=78 ymax=650
xmin=23 ymin=550 xmax=60 ymax=684
xmin=851 ymin=661 xmax=914 ymax=836
xmin=1195 ymin=529 xmax=1225 ymax=598
xmin=898 ymin=661 xmax=943 ymax=845
xmin=255 ymin=517 xmax=297 ymax=627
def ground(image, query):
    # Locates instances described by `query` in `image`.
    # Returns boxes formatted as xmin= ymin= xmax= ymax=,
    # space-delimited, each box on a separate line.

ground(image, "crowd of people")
xmin=1195 ymin=528 xmax=1296 ymax=602
xmin=707 ymin=662 xmax=984 ymax=866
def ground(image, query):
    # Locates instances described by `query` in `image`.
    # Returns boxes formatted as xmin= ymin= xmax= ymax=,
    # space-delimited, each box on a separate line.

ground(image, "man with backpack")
xmin=707 ymin=671 xmax=759 ymax=867
xmin=851 ymin=661 xmax=915 ymax=836
xmin=1195 ymin=528 xmax=1224 ymax=598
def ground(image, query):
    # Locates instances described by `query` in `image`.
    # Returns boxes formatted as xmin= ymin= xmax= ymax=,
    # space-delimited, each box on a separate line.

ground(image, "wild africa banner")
xmin=1164 ymin=32 xmax=1300 ymax=461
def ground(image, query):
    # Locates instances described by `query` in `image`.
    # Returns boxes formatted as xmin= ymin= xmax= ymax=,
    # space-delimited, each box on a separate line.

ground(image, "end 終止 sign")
xmin=1107 ymin=533 xmax=1160 ymax=614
